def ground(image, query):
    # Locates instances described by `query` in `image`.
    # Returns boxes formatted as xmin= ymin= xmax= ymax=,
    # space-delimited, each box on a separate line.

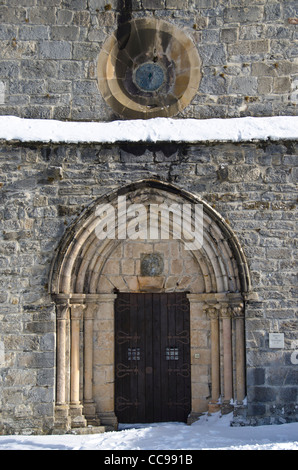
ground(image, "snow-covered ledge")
xmin=0 ymin=115 xmax=298 ymax=144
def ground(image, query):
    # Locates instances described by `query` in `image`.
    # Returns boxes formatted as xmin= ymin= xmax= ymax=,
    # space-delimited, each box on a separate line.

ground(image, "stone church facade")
xmin=0 ymin=1 xmax=297 ymax=435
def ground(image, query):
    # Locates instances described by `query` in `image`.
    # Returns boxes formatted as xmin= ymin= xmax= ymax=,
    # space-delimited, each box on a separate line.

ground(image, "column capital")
xmin=220 ymin=303 xmax=244 ymax=318
xmin=70 ymin=303 xmax=86 ymax=320
xmin=56 ymin=303 xmax=69 ymax=321
xmin=219 ymin=305 xmax=233 ymax=318
xmin=206 ymin=307 xmax=219 ymax=320
xmin=84 ymin=304 xmax=96 ymax=320
xmin=232 ymin=304 xmax=244 ymax=318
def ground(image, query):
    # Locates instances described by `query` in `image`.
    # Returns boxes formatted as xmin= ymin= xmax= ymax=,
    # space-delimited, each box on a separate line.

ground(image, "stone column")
xmin=186 ymin=294 xmax=207 ymax=424
xmin=69 ymin=304 xmax=87 ymax=428
xmin=83 ymin=303 xmax=98 ymax=424
xmin=220 ymin=306 xmax=233 ymax=413
xmin=234 ymin=304 xmax=246 ymax=403
xmin=94 ymin=294 xmax=118 ymax=430
xmin=55 ymin=303 xmax=71 ymax=431
xmin=206 ymin=307 xmax=220 ymax=413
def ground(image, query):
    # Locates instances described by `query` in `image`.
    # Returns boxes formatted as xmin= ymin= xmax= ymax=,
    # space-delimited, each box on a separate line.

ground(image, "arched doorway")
xmin=49 ymin=180 xmax=251 ymax=431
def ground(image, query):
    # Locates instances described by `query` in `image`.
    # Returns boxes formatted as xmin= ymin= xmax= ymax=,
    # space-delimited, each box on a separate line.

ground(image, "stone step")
xmin=68 ymin=425 xmax=106 ymax=435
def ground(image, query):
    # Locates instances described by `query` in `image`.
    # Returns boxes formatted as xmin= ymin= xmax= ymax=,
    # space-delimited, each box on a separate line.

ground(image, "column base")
xmin=221 ymin=400 xmax=234 ymax=415
xmin=69 ymin=403 xmax=87 ymax=428
xmin=84 ymin=400 xmax=101 ymax=426
xmin=97 ymin=412 xmax=118 ymax=431
xmin=231 ymin=403 xmax=248 ymax=426
xmin=187 ymin=411 xmax=204 ymax=425
xmin=54 ymin=404 xmax=71 ymax=433
xmin=208 ymin=402 xmax=221 ymax=414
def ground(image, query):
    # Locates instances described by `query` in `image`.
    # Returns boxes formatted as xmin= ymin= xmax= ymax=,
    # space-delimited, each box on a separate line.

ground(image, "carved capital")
xmin=84 ymin=305 xmax=96 ymax=320
xmin=70 ymin=304 xmax=86 ymax=320
xmin=206 ymin=307 xmax=219 ymax=320
xmin=231 ymin=303 xmax=244 ymax=318
xmin=219 ymin=305 xmax=233 ymax=318
xmin=56 ymin=304 xmax=69 ymax=321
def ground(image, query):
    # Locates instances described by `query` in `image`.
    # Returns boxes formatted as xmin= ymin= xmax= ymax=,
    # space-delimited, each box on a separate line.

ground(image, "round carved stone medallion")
xmin=97 ymin=18 xmax=201 ymax=119
xmin=140 ymin=253 xmax=164 ymax=277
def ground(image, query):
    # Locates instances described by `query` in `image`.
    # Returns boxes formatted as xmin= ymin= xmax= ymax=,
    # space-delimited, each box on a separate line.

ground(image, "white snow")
xmin=0 ymin=413 xmax=297 ymax=450
xmin=0 ymin=115 xmax=298 ymax=144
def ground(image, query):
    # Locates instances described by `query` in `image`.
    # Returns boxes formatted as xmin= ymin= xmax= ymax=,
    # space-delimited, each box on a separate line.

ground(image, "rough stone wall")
xmin=0 ymin=0 xmax=297 ymax=435
xmin=0 ymin=140 xmax=297 ymax=433
xmin=0 ymin=0 xmax=297 ymax=121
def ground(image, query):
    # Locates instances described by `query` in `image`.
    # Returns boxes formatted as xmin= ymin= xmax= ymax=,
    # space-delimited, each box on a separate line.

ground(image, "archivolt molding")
xmin=49 ymin=179 xmax=251 ymax=298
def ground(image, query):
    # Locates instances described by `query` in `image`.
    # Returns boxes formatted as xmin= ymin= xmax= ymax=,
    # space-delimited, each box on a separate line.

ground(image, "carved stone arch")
xmin=50 ymin=179 xmax=251 ymax=295
xmin=49 ymin=179 xmax=251 ymax=431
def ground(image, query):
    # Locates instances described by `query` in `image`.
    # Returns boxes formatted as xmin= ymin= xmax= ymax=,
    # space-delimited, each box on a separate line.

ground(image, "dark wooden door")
xmin=115 ymin=293 xmax=191 ymax=423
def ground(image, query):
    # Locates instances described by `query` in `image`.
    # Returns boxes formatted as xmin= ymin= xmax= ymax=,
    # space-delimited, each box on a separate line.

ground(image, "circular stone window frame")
xmin=97 ymin=18 xmax=201 ymax=119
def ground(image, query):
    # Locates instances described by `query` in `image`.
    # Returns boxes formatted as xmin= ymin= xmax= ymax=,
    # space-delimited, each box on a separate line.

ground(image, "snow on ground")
xmin=0 ymin=413 xmax=297 ymax=450
xmin=0 ymin=115 xmax=298 ymax=144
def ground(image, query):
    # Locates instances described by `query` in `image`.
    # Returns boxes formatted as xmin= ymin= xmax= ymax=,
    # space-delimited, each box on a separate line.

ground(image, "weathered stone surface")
xmin=0 ymin=139 xmax=297 ymax=432
xmin=0 ymin=0 xmax=297 ymax=119
xmin=0 ymin=0 xmax=297 ymax=434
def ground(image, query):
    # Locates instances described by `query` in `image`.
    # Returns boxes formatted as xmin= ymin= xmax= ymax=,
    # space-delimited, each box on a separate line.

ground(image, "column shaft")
xmin=207 ymin=307 xmax=220 ymax=412
xmin=54 ymin=303 xmax=71 ymax=431
xmin=69 ymin=304 xmax=87 ymax=428
xmin=70 ymin=306 xmax=82 ymax=404
xmin=221 ymin=307 xmax=233 ymax=403
xmin=84 ymin=312 xmax=94 ymax=402
xmin=83 ymin=304 xmax=98 ymax=424
xmin=56 ymin=304 xmax=69 ymax=405
xmin=234 ymin=305 xmax=246 ymax=402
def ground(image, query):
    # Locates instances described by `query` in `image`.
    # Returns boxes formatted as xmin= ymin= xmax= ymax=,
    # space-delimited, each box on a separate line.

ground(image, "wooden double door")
xmin=115 ymin=293 xmax=191 ymax=424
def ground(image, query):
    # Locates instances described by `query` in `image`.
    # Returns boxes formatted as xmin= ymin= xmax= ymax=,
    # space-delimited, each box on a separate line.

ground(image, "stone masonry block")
xmin=221 ymin=27 xmax=238 ymax=43
xmin=251 ymin=62 xmax=277 ymax=77
xmin=228 ymin=77 xmax=258 ymax=95
xmin=0 ymin=6 xmax=27 ymax=24
xmin=51 ymin=26 xmax=80 ymax=41
xmin=38 ymin=41 xmax=72 ymax=60
xmin=197 ymin=44 xmax=226 ymax=65
xmin=142 ymin=0 xmax=165 ymax=9
xmin=28 ymin=7 xmax=56 ymax=25
xmin=166 ymin=0 xmax=187 ymax=9
xmin=88 ymin=0 xmax=107 ymax=8
xmin=224 ymin=6 xmax=264 ymax=24
xmin=273 ymin=77 xmax=292 ymax=93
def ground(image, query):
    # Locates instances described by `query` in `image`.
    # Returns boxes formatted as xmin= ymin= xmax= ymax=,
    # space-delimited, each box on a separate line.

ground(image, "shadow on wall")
xmin=117 ymin=0 xmax=133 ymax=49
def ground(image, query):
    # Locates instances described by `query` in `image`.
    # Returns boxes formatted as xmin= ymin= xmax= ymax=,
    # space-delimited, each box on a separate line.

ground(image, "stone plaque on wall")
xmin=269 ymin=333 xmax=285 ymax=349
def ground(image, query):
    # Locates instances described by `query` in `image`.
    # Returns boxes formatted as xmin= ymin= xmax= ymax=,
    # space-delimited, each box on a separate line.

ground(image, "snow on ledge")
xmin=0 ymin=115 xmax=298 ymax=144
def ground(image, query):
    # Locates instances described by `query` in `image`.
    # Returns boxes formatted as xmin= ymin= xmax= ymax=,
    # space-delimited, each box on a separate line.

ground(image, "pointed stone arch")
xmin=49 ymin=179 xmax=251 ymax=431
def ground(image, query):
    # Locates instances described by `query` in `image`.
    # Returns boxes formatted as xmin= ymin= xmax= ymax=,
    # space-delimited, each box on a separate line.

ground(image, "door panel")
xmin=115 ymin=293 xmax=191 ymax=423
